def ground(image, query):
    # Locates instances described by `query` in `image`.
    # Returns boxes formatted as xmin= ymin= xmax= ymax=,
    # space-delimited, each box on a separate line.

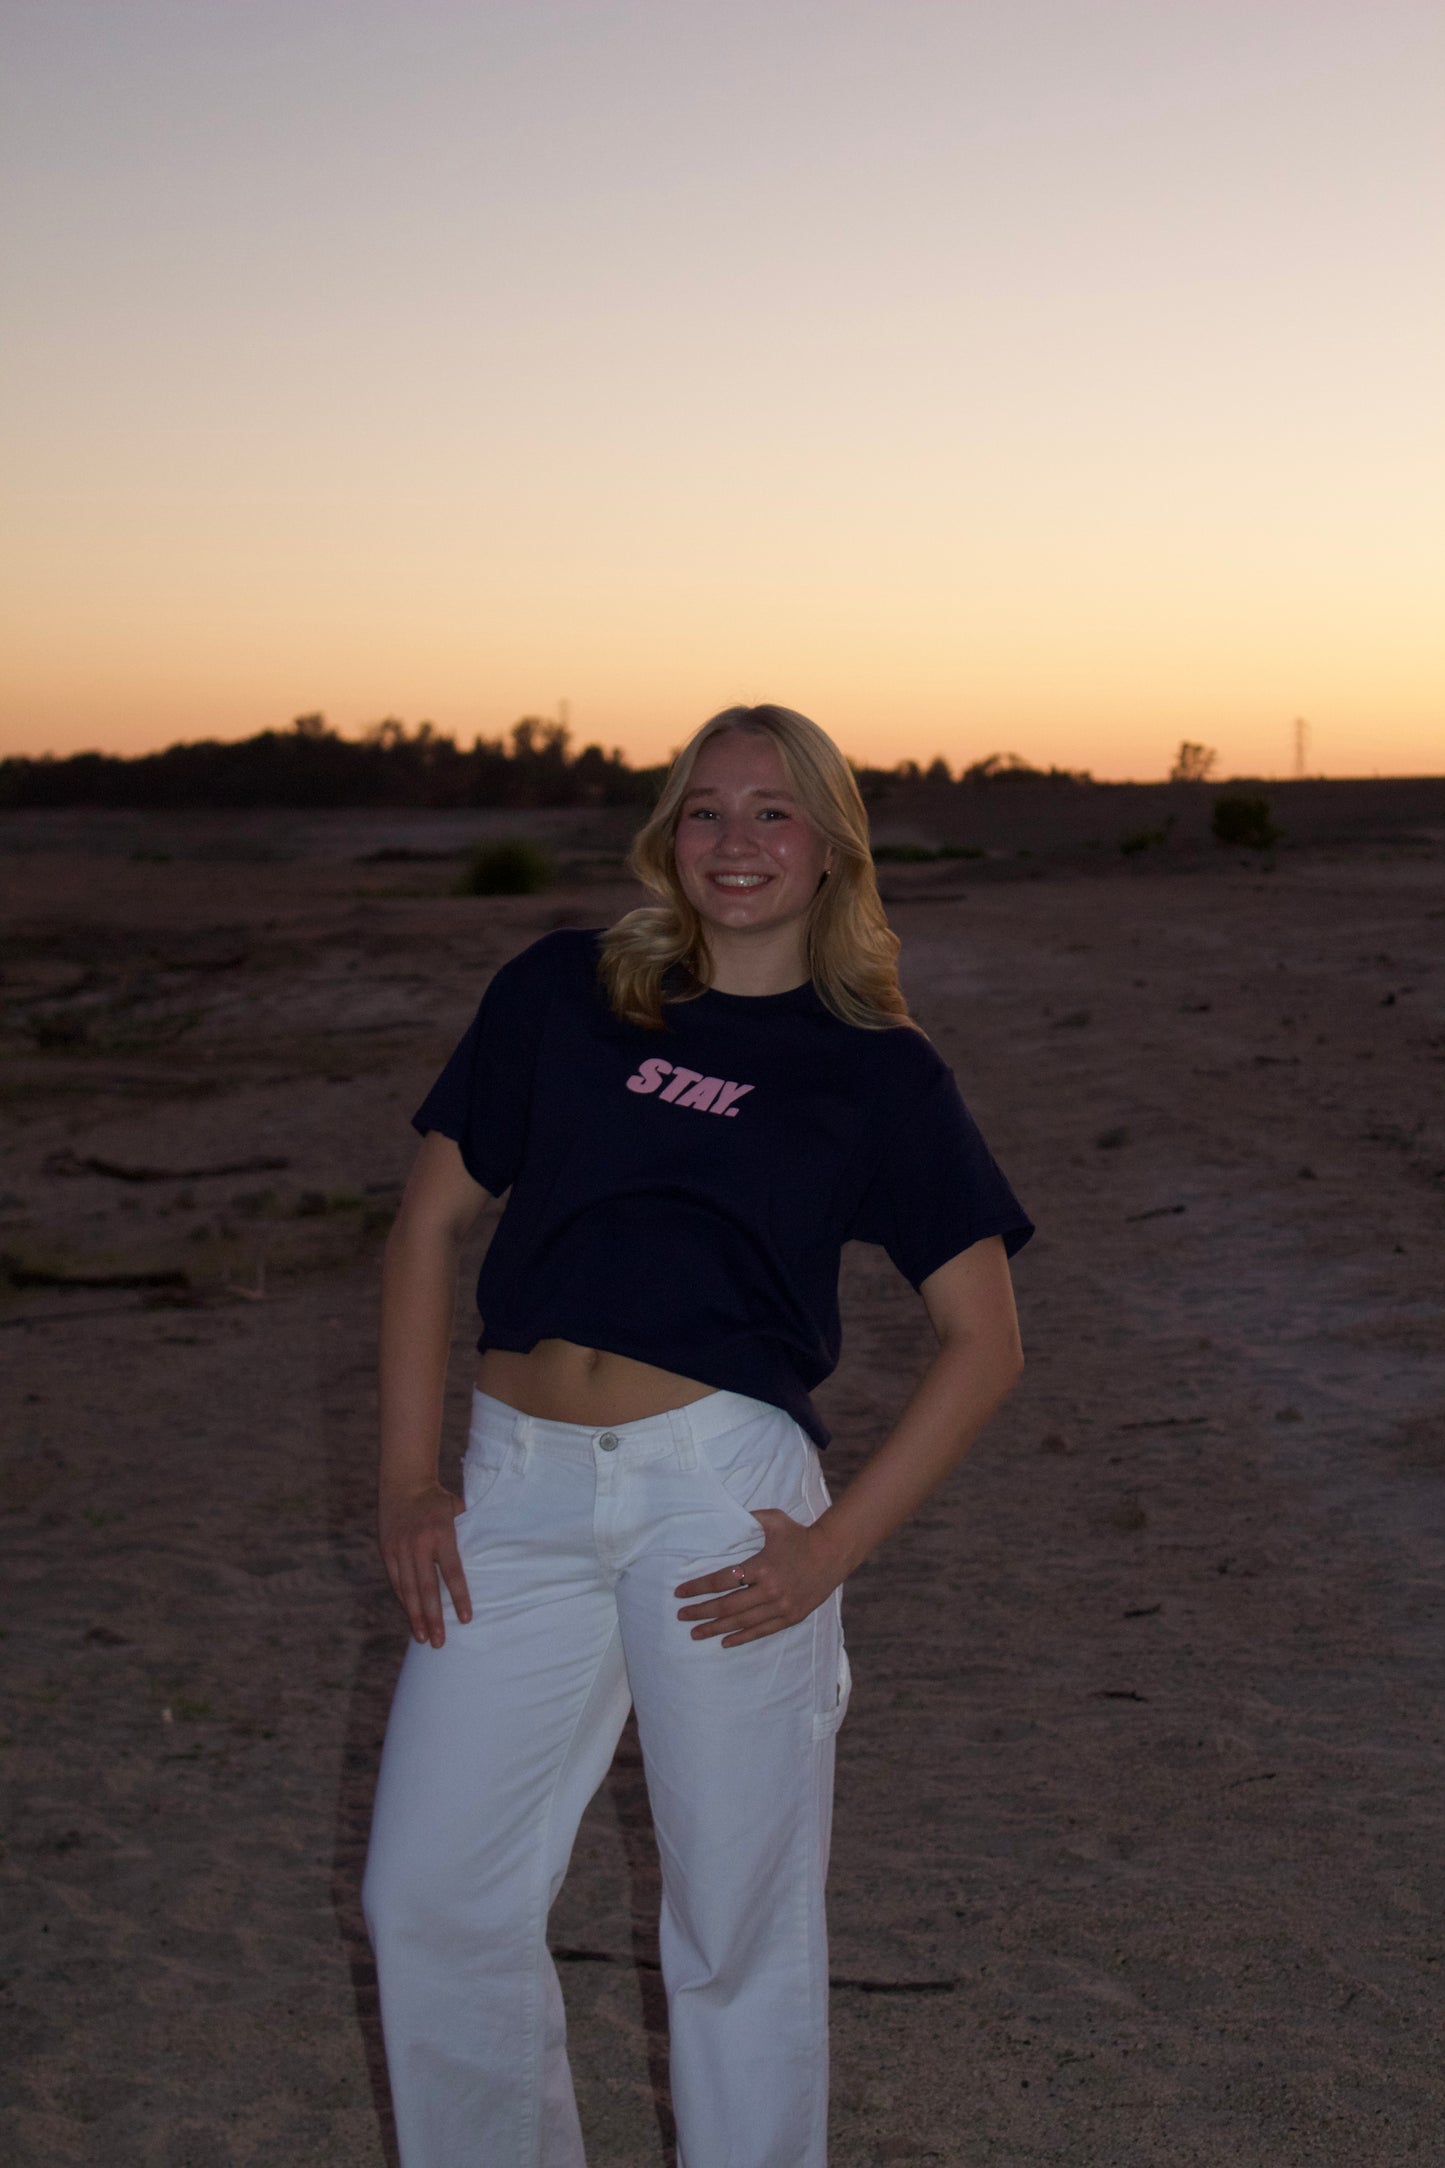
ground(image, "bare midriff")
xmin=474 ymin=1338 xmax=718 ymax=1427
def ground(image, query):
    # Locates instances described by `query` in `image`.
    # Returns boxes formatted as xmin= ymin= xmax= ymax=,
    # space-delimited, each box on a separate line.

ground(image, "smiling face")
xmin=671 ymin=728 xmax=835 ymax=971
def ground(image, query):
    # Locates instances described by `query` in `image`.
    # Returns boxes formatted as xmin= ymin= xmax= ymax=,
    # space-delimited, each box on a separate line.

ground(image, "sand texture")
xmin=2 ymin=800 xmax=1443 ymax=2166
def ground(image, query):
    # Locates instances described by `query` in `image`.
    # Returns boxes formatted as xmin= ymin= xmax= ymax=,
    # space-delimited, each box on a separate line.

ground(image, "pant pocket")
xmin=691 ymin=1410 xmax=812 ymax=1527
xmin=812 ymin=1594 xmax=852 ymax=1739
xmin=455 ymin=1438 xmax=513 ymax=1525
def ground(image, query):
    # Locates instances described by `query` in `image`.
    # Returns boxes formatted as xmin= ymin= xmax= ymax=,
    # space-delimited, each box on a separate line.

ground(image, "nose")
xmin=713 ymin=814 xmax=760 ymax=857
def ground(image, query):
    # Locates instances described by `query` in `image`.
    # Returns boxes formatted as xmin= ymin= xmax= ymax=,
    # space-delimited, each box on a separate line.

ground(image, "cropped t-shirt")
xmin=412 ymin=928 xmax=1033 ymax=1448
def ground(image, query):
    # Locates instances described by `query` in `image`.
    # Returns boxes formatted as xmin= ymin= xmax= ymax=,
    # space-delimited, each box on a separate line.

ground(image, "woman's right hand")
xmin=379 ymin=1483 xmax=472 ymax=1649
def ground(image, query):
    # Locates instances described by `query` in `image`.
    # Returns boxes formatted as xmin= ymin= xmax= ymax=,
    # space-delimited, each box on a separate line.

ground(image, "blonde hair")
xmin=598 ymin=704 xmax=917 ymax=1033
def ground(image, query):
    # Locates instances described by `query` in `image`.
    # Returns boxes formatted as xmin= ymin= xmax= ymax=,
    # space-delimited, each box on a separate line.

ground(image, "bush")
xmin=1119 ymin=824 xmax=1170 ymax=856
xmin=455 ymin=839 xmax=555 ymax=895
xmin=1211 ymin=794 xmax=1279 ymax=850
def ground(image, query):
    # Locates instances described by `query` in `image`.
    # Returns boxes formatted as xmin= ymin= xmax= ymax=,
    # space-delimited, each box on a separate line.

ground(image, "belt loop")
xmin=513 ymin=1410 xmax=535 ymax=1469
xmin=668 ymin=1404 xmax=698 ymax=1470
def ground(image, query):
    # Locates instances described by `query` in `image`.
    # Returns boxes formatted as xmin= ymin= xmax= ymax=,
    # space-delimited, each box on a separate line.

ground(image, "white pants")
xmin=362 ymin=1388 xmax=851 ymax=2168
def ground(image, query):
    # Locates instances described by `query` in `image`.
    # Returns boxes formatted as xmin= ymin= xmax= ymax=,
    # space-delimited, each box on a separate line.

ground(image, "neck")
xmin=702 ymin=924 xmax=811 ymax=997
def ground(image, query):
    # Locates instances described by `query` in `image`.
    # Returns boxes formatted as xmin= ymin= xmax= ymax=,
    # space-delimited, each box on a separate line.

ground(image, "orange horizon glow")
xmin=3 ymin=702 xmax=1441 ymax=788
xmin=2 ymin=4 xmax=1441 ymax=786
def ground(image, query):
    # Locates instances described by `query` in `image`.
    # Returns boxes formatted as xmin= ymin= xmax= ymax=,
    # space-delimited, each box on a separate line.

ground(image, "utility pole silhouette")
xmin=1293 ymin=716 xmax=1310 ymax=779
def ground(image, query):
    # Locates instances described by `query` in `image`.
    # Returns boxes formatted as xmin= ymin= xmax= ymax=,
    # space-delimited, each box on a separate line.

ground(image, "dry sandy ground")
xmin=2 ymin=808 xmax=1443 ymax=2167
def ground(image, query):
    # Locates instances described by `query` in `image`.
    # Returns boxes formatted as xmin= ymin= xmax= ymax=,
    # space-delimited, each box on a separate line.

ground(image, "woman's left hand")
xmin=674 ymin=1510 xmax=844 ymax=1647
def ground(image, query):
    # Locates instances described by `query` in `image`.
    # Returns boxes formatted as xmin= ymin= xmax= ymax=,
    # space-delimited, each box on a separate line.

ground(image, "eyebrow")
xmin=681 ymin=785 xmax=797 ymax=803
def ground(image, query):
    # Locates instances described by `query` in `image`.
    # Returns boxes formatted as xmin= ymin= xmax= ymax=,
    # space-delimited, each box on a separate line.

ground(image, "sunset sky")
xmin=2 ymin=0 xmax=1440 ymax=780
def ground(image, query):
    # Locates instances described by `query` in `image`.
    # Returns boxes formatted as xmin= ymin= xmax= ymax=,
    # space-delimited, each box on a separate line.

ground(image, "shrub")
xmin=1119 ymin=816 xmax=1175 ymax=856
xmin=455 ymin=839 xmax=556 ymax=895
xmin=1211 ymin=794 xmax=1279 ymax=850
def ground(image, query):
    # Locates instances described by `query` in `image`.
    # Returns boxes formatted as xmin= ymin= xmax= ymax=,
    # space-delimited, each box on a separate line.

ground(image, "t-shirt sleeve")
xmin=410 ymin=942 xmax=555 ymax=1195
xmin=847 ymin=1060 xmax=1034 ymax=1288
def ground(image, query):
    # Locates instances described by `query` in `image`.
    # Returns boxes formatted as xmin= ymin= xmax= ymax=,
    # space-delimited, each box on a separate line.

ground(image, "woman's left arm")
xmin=676 ymin=1235 xmax=1024 ymax=1646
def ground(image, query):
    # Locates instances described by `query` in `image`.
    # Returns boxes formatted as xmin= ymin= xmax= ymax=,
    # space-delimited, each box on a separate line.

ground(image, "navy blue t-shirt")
xmin=412 ymin=928 xmax=1033 ymax=1448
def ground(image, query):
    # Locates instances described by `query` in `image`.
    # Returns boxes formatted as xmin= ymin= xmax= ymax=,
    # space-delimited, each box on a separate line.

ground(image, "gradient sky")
xmin=2 ymin=0 xmax=1441 ymax=779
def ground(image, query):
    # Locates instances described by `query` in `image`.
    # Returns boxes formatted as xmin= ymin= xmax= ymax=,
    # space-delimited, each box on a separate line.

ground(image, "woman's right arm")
xmin=378 ymin=1129 xmax=493 ymax=1648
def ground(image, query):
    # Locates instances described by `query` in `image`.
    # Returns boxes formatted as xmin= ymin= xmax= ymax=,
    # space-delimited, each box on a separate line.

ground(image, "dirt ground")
xmin=2 ymin=800 xmax=1443 ymax=2167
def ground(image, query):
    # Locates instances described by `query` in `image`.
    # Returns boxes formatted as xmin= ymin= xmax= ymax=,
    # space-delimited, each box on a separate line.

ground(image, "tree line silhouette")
xmin=0 ymin=716 xmax=1096 ymax=812
xmin=0 ymin=716 xmax=651 ymax=811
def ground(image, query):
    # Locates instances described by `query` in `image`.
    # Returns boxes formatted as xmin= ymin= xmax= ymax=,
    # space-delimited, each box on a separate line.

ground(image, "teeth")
xmin=713 ymin=874 xmax=768 ymax=888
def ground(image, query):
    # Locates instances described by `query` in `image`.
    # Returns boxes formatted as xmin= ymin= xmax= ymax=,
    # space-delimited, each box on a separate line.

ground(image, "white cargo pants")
xmin=362 ymin=1387 xmax=851 ymax=2168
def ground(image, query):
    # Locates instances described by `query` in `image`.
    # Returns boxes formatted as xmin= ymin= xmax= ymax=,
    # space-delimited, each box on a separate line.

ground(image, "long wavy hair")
xmin=598 ymin=703 xmax=917 ymax=1033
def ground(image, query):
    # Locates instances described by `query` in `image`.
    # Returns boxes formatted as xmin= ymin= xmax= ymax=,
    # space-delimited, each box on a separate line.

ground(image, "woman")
xmin=363 ymin=704 xmax=1032 ymax=2168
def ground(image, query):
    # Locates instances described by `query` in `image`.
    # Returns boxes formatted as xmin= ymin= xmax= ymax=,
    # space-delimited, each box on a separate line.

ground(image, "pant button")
xmin=597 ymin=1432 xmax=619 ymax=1452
